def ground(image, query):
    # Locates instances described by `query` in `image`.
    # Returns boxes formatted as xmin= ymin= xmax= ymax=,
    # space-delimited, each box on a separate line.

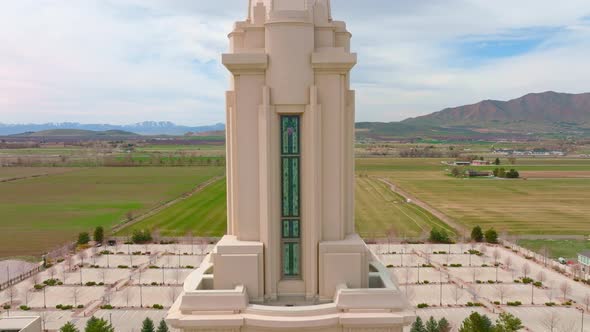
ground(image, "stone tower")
xmin=167 ymin=1 xmax=414 ymax=330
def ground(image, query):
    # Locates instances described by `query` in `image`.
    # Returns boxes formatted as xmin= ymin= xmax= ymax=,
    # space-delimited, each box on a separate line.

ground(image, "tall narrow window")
xmin=281 ymin=115 xmax=301 ymax=278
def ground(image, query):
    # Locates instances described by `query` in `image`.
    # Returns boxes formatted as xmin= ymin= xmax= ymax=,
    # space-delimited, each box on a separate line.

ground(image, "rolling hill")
xmin=358 ymin=91 xmax=590 ymax=140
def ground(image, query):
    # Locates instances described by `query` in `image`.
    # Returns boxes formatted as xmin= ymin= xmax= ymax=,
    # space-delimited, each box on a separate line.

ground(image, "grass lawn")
xmin=119 ymin=177 xmax=227 ymax=238
xmin=355 ymin=177 xmax=453 ymax=238
xmin=0 ymin=166 xmax=223 ymax=257
xmin=121 ymin=176 xmax=452 ymax=240
xmin=357 ymin=158 xmax=590 ymax=235
xmin=518 ymin=239 xmax=590 ymax=260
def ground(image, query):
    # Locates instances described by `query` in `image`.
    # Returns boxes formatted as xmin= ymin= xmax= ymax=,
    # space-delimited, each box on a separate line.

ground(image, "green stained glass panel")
xmin=281 ymin=116 xmax=299 ymax=155
xmin=283 ymin=244 xmax=290 ymax=275
xmin=281 ymin=157 xmax=300 ymax=218
xmin=282 ymin=158 xmax=290 ymax=217
xmin=292 ymin=243 xmax=300 ymax=275
xmin=280 ymin=115 xmax=301 ymax=279
xmin=292 ymin=158 xmax=299 ymax=216
xmin=282 ymin=242 xmax=300 ymax=277
xmin=292 ymin=220 xmax=300 ymax=237
xmin=282 ymin=220 xmax=300 ymax=238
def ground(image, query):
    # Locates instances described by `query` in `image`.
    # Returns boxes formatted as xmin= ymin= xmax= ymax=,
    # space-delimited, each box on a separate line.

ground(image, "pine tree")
xmin=94 ymin=227 xmax=104 ymax=244
xmin=438 ymin=318 xmax=452 ymax=332
xmin=156 ymin=320 xmax=170 ymax=332
xmin=459 ymin=312 xmax=494 ymax=332
xmin=425 ymin=316 xmax=439 ymax=332
xmin=141 ymin=318 xmax=155 ymax=332
xmin=410 ymin=317 xmax=427 ymax=332
xmin=471 ymin=226 xmax=484 ymax=242
xmin=85 ymin=317 xmax=114 ymax=332
xmin=60 ymin=322 xmax=79 ymax=332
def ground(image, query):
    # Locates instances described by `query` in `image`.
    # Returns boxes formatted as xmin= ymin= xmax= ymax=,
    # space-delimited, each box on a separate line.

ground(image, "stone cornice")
xmin=311 ymin=48 xmax=357 ymax=73
xmin=222 ymin=53 xmax=268 ymax=74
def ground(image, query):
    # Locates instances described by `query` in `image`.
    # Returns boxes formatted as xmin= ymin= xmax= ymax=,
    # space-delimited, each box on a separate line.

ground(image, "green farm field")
xmin=121 ymin=176 xmax=450 ymax=239
xmin=517 ymin=239 xmax=590 ymax=260
xmin=357 ymin=158 xmax=590 ymax=235
xmin=355 ymin=177 xmax=453 ymax=238
xmin=119 ymin=177 xmax=227 ymax=238
xmin=0 ymin=166 xmax=224 ymax=257
xmin=3 ymin=156 xmax=589 ymax=258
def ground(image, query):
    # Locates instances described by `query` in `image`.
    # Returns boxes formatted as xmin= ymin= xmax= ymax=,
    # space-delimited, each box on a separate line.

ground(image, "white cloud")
xmin=0 ymin=0 xmax=589 ymax=124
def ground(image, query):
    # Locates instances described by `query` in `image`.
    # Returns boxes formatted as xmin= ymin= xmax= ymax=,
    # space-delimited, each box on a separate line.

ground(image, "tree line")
xmin=59 ymin=317 xmax=169 ymax=332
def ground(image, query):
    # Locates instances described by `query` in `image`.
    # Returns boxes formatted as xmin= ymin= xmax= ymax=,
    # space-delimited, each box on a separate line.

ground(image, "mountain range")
xmin=0 ymin=121 xmax=225 ymax=136
xmin=358 ymin=91 xmax=590 ymax=140
xmin=2 ymin=92 xmax=589 ymax=139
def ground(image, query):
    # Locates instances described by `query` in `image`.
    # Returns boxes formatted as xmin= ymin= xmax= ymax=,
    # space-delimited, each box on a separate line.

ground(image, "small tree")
xmin=60 ymin=322 xmax=80 ymax=332
xmin=78 ymin=232 xmax=91 ymax=245
xmin=410 ymin=317 xmax=426 ymax=332
xmin=156 ymin=320 xmax=169 ymax=332
xmin=198 ymin=239 xmax=209 ymax=256
xmin=452 ymin=284 xmax=463 ymax=305
xmin=78 ymin=251 xmax=88 ymax=268
xmin=438 ymin=318 xmax=451 ymax=332
xmin=429 ymin=228 xmax=451 ymax=244
xmin=459 ymin=312 xmax=494 ymax=332
xmin=6 ymin=285 xmax=18 ymax=305
xmin=85 ymin=317 xmax=114 ymax=332
xmin=494 ymin=284 xmax=511 ymax=305
xmin=521 ymin=263 xmax=531 ymax=279
xmin=132 ymin=229 xmax=153 ymax=244
xmin=484 ymin=228 xmax=498 ymax=243
xmin=506 ymin=169 xmax=519 ymax=179
xmin=560 ymin=281 xmax=572 ymax=301
xmin=72 ymin=287 xmax=80 ymax=307
xmin=471 ymin=226 xmax=483 ymax=242
xmin=541 ymin=312 xmax=560 ymax=332
xmin=425 ymin=317 xmax=439 ymax=332
xmin=493 ymin=249 xmax=501 ymax=265
xmin=584 ymin=294 xmax=590 ymax=312
xmin=48 ymin=266 xmax=57 ymax=281
xmin=141 ymin=318 xmax=155 ymax=332
xmin=504 ymin=256 xmax=513 ymax=271
xmin=495 ymin=313 xmax=524 ymax=332
xmin=494 ymin=158 xmax=501 ymax=165
xmin=94 ymin=227 xmax=104 ymax=244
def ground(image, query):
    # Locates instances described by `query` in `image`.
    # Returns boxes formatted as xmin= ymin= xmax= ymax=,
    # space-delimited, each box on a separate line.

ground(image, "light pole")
xmin=439 ymin=269 xmax=443 ymax=306
xmin=495 ymin=264 xmax=499 ymax=283
xmin=139 ymin=270 xmax=143 ymax=308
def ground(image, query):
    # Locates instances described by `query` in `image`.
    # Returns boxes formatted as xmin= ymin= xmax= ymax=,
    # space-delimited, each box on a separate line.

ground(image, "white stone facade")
xmin=167 ymin=1 xmax=414 ymax=330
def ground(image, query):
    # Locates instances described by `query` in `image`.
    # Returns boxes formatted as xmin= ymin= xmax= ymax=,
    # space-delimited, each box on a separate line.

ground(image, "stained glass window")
xmin=281 ymin=115 xmax=301 ymax=278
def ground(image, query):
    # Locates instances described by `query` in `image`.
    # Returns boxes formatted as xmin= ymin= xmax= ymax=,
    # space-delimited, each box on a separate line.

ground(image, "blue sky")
xmin=1 ymin=0 xmax=589 ymax=125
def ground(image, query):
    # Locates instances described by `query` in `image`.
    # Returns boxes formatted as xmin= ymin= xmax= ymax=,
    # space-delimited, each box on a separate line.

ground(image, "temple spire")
xmin=249 ymin=0 xmax=331 ymax=21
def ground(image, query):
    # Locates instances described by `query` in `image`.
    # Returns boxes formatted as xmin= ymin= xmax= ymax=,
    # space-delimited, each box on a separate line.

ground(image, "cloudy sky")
xmin=1 ymin=0 xmax=590 ymax=125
